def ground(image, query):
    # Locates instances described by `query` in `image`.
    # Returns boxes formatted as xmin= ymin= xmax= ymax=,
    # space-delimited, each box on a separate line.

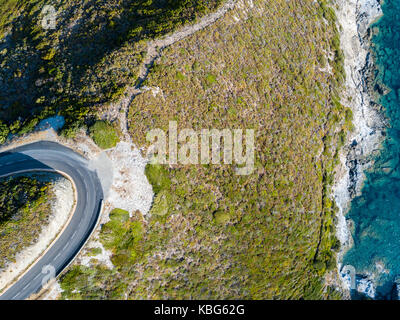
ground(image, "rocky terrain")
xmin=334 ymin=0 xmax=387 ymax=298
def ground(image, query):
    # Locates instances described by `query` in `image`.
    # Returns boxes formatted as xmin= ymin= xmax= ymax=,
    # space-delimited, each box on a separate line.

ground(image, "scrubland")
xmin=59 ymin=0 xmax=349 ymax=299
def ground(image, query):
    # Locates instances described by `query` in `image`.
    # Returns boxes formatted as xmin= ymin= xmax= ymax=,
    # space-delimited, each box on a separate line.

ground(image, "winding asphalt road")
xmin=0 ymin=141 xmax=103 ymax=300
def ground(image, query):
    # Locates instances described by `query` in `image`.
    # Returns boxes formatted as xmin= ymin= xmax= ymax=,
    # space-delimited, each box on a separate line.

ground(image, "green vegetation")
xmin=59 ymin=265 xmax=118 ymax=300
xmin=89 ymin=121 xmax=120 ymax=149
xmin=60 ymin=0 xmax=347 ymax=299
xmin=318 ymin=0 xmax=345 ymax=85
xmin=213 ymin=211 xmax=230 ymax=225
xmin=150 ymin=191 xmax=170 ymax=217
xmin=144 ymin=164 xmax=171 ymax=195
xmin=0 ymin=121 xmax=10 ymax=144
xmin=0 ymin=0 xmax=223 ymax=141
xmin=145 ymin=164 xmax=171 ymax=217
xmin=0 ymin=175 xmax=53 ymax=269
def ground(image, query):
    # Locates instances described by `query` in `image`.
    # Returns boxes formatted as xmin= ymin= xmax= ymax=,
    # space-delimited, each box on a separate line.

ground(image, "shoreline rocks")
xmin=333 ymin=0 xmax=386 ymax=299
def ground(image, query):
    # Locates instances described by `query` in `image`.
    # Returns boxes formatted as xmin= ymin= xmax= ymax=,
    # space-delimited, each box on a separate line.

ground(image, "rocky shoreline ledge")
xmin=333 ymin=0 xmax=387 ymax=298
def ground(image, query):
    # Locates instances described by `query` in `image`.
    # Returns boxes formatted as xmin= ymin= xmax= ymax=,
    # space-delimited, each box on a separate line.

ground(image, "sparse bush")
xmin=89 ymin=121 xmax=120 ymax=149
xmin=0 ymin=0 xmax=223 ymax=137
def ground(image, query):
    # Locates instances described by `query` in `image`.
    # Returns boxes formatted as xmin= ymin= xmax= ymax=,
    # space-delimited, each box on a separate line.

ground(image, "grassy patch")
xmin=213 ymin=211 xmax=230 ymax=225
xmin=91 ymin=208 xmax=145 ymax=280
xmin=0 ymin=174 xmax=53 ymax=269
xmin=89 ymin=121 xmax=120 ymax=149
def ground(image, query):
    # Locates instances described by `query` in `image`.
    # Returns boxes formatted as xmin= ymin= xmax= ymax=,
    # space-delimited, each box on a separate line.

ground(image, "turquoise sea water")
xmin=343 ymin=0 xmax=400 ymax=299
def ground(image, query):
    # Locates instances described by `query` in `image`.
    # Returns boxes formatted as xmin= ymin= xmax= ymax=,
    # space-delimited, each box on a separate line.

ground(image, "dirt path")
xmin=102 ymin=0 xmax=237 ymax=142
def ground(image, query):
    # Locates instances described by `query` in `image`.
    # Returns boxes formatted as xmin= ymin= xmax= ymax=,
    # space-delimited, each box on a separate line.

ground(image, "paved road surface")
xmin=0 ymin=141 xmax=103 ymax=300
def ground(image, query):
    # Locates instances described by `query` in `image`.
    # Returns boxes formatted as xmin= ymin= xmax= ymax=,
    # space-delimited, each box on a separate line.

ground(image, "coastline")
xmin=333 ymin=0 xmax=386 ymax=298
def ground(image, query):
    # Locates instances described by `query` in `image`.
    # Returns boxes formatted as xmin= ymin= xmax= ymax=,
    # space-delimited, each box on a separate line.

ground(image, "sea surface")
xmin=343 ymin=0 xmax=400 ymax=299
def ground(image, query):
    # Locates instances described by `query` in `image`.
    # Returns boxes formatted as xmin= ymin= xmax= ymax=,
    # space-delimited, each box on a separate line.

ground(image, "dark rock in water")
xmin=347 ymin=157 xmax=358 ymax=199
xmin=375 ymin=83 xmax=388 ymax=95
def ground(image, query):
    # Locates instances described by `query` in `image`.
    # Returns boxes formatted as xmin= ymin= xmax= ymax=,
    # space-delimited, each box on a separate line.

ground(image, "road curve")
xmin=0 ymin=141 xmax=103 ymax=300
